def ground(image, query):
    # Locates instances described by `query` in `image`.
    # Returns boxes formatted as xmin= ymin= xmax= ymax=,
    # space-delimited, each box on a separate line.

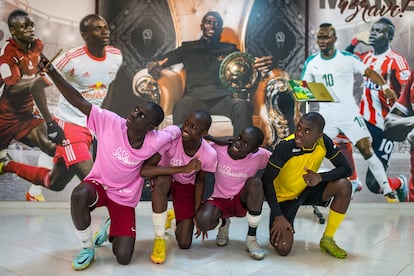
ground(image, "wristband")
xmin=351 ymin=37 xmax=359 ymax=46
xmin=382 ymin=83 xmax=390 ymax=90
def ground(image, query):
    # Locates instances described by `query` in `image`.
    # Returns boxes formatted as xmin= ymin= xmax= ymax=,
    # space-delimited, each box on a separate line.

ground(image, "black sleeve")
xmin=163 ymin=46 xmax=183 ymax=67
xmin=262 ymin=143 xmax=286 ymax=218
xmin=319 ymin=134 xmax=352 ymax=182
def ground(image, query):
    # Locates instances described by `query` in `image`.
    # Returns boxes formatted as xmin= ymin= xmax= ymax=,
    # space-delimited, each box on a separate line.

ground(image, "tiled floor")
xmin=0 ymin=202 xmax=413 ymax=275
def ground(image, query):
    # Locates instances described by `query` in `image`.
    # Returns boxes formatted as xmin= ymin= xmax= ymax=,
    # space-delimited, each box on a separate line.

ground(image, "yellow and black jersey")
xmin=265 ymin=134 xmax=351 ymax=204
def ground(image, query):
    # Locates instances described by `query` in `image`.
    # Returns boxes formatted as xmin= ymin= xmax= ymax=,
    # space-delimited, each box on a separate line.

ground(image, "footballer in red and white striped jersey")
xmin=359 ymin=49 xmax=410 ymax=129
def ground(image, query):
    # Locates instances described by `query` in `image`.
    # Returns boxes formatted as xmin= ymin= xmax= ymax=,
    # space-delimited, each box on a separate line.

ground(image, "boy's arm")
xmin=40 ymin=55 xmax=92 ymax=116
xmin=140 ymin=153 xmax=201 ymax=178
xmin=194 ymin=170 xmax=208 ymax=212
xmin=320 ymin=154 xmax=352 ymax=181
xmin=47 ymin=66 xmax=92 ymax=115
xmin=319 ymin=135 xmax=352 ymax=181
xmin=262 ymin=164 xmax=283 ymax=217
xmin=204 ymin=134 xmax=233 ymax=146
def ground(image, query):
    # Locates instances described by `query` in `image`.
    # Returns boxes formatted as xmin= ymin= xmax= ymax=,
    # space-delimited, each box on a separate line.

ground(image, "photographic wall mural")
xmin=1 ymin=0 xmax=413 ymax=202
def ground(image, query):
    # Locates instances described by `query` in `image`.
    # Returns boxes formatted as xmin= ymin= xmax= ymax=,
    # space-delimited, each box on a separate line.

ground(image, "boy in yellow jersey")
xmin=262 ymin=112 xmax=352 ymax=258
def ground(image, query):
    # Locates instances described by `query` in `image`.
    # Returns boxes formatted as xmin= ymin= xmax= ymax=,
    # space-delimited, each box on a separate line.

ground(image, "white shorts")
xmin=320 ymin=109 xmax=372 ymax=144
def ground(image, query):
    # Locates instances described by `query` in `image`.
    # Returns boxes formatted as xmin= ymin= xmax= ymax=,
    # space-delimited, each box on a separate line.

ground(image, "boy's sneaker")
xmin=72 ymin=247 xmax=95 ymax=271
xmin=150 ymin=237 xmax=166 ymax=264
xmin=350 ymin=179 xmax=363 ymax=198
xmin=246 ymin=236 xmax=265 ymax=260
xmin=319 ymin=236 xmax=347 ymax=259
xmin=93 ymin=218 xmax=110 ymax=247
xmin=396 ymin=175 xmax=408 ymax=202
xmin=216 ymin=218 xmax=230 ymax=246
xmin=165 ymin=210 xmax=175 ymax=230
xmin=384 ymin=191 xmax=400 ymax=203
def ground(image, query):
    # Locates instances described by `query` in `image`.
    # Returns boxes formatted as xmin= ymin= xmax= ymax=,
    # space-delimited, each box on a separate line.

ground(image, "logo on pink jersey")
xmin=217 ymin=164 xmax=247 ymax=178
xmin=170 ymin=158 xmax=183 ymax=167
xmin=112 ymin=147 xmax=141 ymax=166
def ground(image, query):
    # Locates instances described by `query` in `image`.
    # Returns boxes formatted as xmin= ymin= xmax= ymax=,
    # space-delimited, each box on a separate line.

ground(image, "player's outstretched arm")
xmin=40 ymin=55 xmax=92 ymax=116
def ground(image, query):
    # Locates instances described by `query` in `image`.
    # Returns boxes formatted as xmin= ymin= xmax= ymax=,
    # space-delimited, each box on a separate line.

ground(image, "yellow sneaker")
xmin=384 ymin=191 xmax=399 ymax=203
xmin=26 ymin=192 xmax=46 ymax=202
xmin=165 ymin=210 xmax=175 ymax=230
xmin=150 ymin=237 xmax=166 ymax=264
xmin=319 ymin=236 xmax=347 ymax=259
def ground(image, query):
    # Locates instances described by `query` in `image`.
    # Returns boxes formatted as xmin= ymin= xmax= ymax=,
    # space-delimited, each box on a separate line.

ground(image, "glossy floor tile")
xmin=0 ymin=201 xmax=413 ymax=275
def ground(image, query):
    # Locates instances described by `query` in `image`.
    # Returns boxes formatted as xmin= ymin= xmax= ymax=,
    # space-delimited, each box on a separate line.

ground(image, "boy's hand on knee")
xmin=270 ymin=215 xmax=293 ymax=246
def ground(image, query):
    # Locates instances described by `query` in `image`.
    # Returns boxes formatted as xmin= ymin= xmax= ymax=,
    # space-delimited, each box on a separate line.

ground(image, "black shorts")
xmin=269 ymin=181 xmax=331 ymax=228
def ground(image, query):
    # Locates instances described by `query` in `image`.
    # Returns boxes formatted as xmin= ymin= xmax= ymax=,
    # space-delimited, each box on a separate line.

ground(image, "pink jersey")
xmin=358 ymin=49 xmax=410 ymax=129
xmin=211 ymin=144 xmax=271 ymax=198
xmin=159 ymin=133 xmax=217 ymax=184
xmin=85 ymin=105 xmax=181 ymax=207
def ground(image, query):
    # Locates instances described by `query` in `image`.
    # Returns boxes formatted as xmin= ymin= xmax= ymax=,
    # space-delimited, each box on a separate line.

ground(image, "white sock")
xmin=246 ymin=213 xmax=262 ymax=228
xmin=75 ymin=225 xmax=93 ymax=248
xmin=365 ymin=155 xmax=392 ymax=194
xmin=152 ymin=211 xmax=167 ymax=238
xmin=214 ymin=218 xmax=223 ymax=231
xmin=29 ymin=185 xmax=42 ymax=196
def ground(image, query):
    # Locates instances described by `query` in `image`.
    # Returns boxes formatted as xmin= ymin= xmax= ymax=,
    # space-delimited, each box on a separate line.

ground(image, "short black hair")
xmin=302 ymin=112 xmax=325 ymax=133
xmin=193 ymin=110 xmax=212 ymax=130
xmin=248 ymin=126 xmax=265 ymax=148
xmin=147 ymin=102 xmax=165 ymax=127
xmin=319 ymin=22 xmax=336 ymax=37
xmin=8 ymin=9 xmax=29 ymax=26
xmin=202 ymin=11 xmax=223 ymax=27
xmin=79 ymin=14 xmax=106 ymax=34
xmin=376 ymin=17 xmax=395 ymax=41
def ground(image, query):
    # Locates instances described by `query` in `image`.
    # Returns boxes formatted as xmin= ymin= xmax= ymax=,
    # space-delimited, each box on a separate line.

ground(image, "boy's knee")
xmin=115 ymin=252 xmax=133 ymax=265
xmin=71 ymin=185 xmax=89 ymax=202
xmin=177 ymin=238 xmax=192 ymax=249
xmin=275 ymin=245 xmax=292 ymax=257
xmin=270 ymin=229 xmax=294 ymax=256
xmin=194 ymin=212 xmax=207 ymax=231
xmin=271 ymin=238 xmax=292 ymax=256
xmin=338 ymin=178 xmax=352 ymax=197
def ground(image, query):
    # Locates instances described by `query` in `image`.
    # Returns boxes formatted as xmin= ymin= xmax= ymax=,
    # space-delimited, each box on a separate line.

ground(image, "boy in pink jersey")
xmin=25 ymin=55 xmax=181 ymax=270
xmin=140 ymin=110 xmax=217 ymax=264
xmin=195 ymin=127 xmax=271 ymax=260
xmin=384 ymin=69 xmax=414 ymax=201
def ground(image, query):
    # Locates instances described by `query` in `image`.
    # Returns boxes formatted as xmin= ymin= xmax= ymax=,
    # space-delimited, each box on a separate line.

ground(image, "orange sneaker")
xmin=26 ymin=192 xmax=46 ymax=202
